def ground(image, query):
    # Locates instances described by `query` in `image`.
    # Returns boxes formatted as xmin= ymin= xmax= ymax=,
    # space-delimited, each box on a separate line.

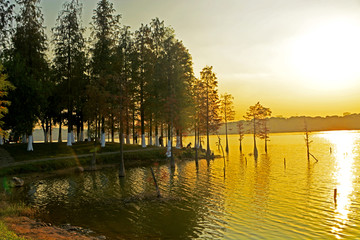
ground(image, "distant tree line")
xmin=0 ymin=0 xmax=238 ymax=157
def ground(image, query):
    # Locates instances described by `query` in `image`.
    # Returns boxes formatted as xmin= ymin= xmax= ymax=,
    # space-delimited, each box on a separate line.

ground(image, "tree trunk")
xmin=46 ymin=119 xmax=49 ymax=143
xmin=101 ymin=116 xmax=105 ymax=147
xmin=132 ymin=108 xmax=136 ymax=144
xmin=0 ymin=134 xmax=3 ymax=145
xmin=111 ymin=115 xmax=115 ymax=143
xmin=141 ymin=134 xmax=146 ymax=147
xmin=195 ymin=125 xmax=198 ymax=168
xmin=50 ymin=120 xmax=53 ymax=143
xmin=71 ymin=130 xmax=75 ymax=143
xmin=180 ymin=131 xmax=183 ymax=148
xmin=155 ymin=122 xmax=159 ymax=147
xmin=119 ymin=106 xmax=125 ymax=177
xmin=170 ymin=124 xmax=175 ymax=168
xmin=58 ymin=121 xmax=62 ymax=143
xmin=43 ymin=129 xmax=47 ymax=143
xmin=253 ymin=117 xmax=258 ymax=160
xmin=140 ymin=85 xmax=146 ymax=148
xmin=206 ymin=77 xmax=211 ymax=159
xmin=240 ymin=139 xmax=242 ymax=153
xmin=80 ymin=120 xmax=84 ymax=142
xmin=27 ymin=133 xmax=33 ymax=151
xmin=265 ymin=138 xmax=268 ymax=154
xmin=306 ymin=132 xmax=310 ymax=161
xmin=149 ymin=117 xmax=153 ymax=145
xmin=101 ymin=132 xmax=106 ymax=147
xmin=176 ymin=129 xmax=181 ymax=149
xmin=140 ymin=109 xmax=146 ymax=147
xmin=95 ymin=117 xmax=98 ymax=140
xmin=206 ymin=131 xmax=210 ymax=159
xmin=197 ymin=128 xmax=200 ymax=149
xmin=126 ymin=134 xmax=130 ymax=145
xmin=67 ymin=125 xmax=72 ymax=146
xmin=75 ymin=118 xmax=79 ymax=142
xmin=42 ymin=122 xmax=46 ymax=143
xmin=126 ymin=113 xmax=130 ymax=144
xmin=225 ymin=120 xmax=229 ymax=153
xmin=126 ymin=107 xmax=130 ymax=144
xmin=160 ymin=123 xmax=164 ymax=146
xmin=88 ymin=121 xmax=91 ymax=141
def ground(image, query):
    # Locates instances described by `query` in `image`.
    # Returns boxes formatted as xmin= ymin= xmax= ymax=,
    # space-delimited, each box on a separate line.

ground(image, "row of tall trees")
xmin=0 ymin=0 xmax=274 ymax=164
xmin=0 ymin=0 xmax=228 ymax=158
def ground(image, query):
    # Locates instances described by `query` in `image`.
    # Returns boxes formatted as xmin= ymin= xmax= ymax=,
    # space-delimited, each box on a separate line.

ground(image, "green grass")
xmin=2 ymin=142 xmax=147 ymax=162
xmin=0 ymin=142 xmax=169 ymax=175
xmin=0 ymin=202 xmax=35 ymax=218
xmin=0 ymin=222 xmax=25 ymax=240
xmin=0 ymin=200 xmax=32 ymax=240
xmin=0 ymin=142 xmax=206 ymax=176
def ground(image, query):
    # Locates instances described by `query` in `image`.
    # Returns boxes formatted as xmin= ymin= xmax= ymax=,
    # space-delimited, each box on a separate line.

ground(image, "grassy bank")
xmin=0 ymin=142 xmax=201 ymax=175
xmin=0 ymin=200 xmax=34 ymax=240
xmin=0 ymin=221 xmax=25 ymax=240
xmin=2 ymin=142 xmax=147 ymax=162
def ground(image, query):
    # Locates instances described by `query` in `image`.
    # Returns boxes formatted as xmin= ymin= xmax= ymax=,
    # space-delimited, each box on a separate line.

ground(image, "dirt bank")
xmin=4 ymin=216 xmax=106 ymax=240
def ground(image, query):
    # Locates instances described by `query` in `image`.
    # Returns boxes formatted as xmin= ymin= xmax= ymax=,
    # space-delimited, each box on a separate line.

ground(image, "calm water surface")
xmin=4 ymin=131 xmax=360 ymax=239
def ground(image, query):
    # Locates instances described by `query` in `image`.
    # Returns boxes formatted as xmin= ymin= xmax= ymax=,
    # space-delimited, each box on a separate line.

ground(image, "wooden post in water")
xmin=334 ymin=188 xmax=337 ymax=205
xmin=150 ymin=167 xmax=161 ymax=198
xmin=305 ymin=131 xmax=310 ymax=161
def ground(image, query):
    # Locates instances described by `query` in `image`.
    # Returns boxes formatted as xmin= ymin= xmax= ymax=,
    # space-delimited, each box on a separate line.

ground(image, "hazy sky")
xmin=36 ymin=0 xmax=360 ymax=118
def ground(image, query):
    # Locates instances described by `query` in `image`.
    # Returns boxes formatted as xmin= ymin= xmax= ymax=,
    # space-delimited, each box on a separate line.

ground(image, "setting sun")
xmin=291 ymin=18 xmax=360 ymax=91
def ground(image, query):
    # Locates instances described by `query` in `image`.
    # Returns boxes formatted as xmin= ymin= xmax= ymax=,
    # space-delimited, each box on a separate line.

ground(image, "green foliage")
xmin=0 ymin=0 xmax=14 ymax=53
xmin=3 ymin=0 xmax=48 ymax=136
xmin=198 ymin=66 xmax=221 ymax=134
xmin=52 ymin=0 xmax=87 ymax=134
xmin=0 ymin=201 xmax=31 ymax=240
xmin=87 ymin=0 xmax=121 ymax=137
xmin=244 ymin=101 xmax=272 ymax=137
xmin=220 ymin=93 xmax=235 ymax=123
xmin=2 ymin=142 xmax=140 ymax=162
xmin=0 ymin=64 xmax=14 ymax=133
xmin=0 ymin=0 xmax=221 ymax=150
xmin=0 ymin=202 xmax=34 ymax=218
xmin=0 ymin=143 xmax=169 ymax=175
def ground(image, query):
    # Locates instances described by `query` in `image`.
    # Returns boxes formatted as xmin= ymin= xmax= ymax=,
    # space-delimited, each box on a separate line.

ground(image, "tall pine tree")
xmin=199 ymin=66 xmax=221 ymax=159
xmin=4 ymin=0 xmax=48 ymax=151
xmin=52 ymin=0 xmax=87 ymax=146
xmin=90 ymin=0 xmax=120 ymax=148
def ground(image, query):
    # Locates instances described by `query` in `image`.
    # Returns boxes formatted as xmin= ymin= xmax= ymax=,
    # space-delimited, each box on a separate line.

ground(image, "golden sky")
xmin=40 ymin=0 xmax=360 ymax=119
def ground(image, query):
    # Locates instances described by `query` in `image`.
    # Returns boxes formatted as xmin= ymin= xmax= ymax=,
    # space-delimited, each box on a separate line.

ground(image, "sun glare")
xmin=321 ymin=131 xmax=357 ymax=238
xmin=291 ymin=18 xmax=360 ymax=91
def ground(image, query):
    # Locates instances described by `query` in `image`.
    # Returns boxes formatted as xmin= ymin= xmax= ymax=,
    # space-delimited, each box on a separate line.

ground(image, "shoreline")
xmin=0 ymin=142 xmax=210 ymax=176
xmin=0 ymin=145 xmax=211 ymax=239
xmin=4 ymin=216 xmax=107 ymax=240
xmin=0 ymin=198 xmax=107 ymax=240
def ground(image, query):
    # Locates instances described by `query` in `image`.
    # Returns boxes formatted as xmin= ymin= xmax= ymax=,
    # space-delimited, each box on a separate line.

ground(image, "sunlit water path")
xmin=3 ymin=131 xmax=360 ymax=239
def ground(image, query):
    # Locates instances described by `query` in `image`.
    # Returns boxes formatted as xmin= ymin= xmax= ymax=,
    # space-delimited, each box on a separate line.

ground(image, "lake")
xmin=3 ymin=131 xmax=360 ymax=239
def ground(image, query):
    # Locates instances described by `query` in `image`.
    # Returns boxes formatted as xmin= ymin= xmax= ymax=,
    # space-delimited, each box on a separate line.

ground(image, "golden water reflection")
xmin=321 ymin=131 xmax=357 ymax=238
